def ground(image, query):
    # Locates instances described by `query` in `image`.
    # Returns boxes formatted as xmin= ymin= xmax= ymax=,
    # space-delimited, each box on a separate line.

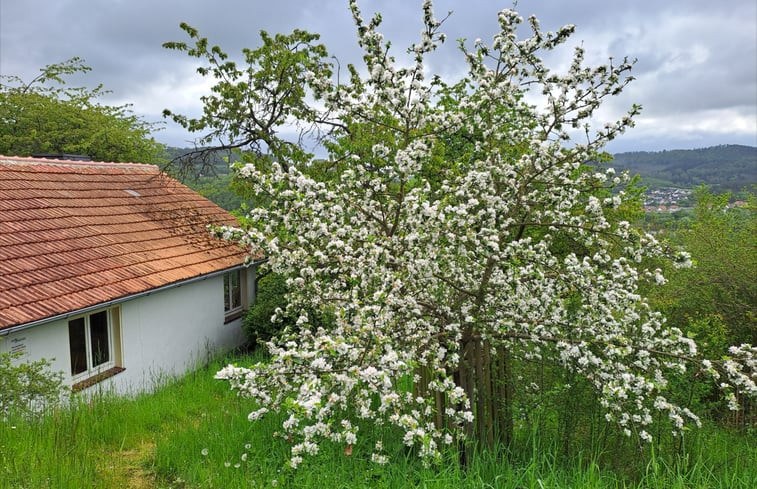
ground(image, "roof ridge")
xmin=0 ymin=155 xmax=159 ymax=170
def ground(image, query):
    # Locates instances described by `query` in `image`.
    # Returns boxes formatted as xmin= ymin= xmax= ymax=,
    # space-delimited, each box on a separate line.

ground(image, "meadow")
xmin=1 ymin=352 xmax=754 ymax=489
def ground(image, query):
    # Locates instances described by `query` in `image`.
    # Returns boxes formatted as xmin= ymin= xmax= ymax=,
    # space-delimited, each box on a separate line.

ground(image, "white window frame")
xmin=68 ymin=308 xmax=116 ymax=382
xmin=224 ymin=269 xmax=243 ymax=318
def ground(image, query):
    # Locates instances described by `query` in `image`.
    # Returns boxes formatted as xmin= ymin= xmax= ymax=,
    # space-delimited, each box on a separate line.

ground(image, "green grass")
xmin=1 ymin=353 xmax=754 ymax=488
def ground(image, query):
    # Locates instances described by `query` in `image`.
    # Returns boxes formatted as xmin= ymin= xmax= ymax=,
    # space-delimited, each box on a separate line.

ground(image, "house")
xmin=0 ymin=155 xmax=258 ymax=394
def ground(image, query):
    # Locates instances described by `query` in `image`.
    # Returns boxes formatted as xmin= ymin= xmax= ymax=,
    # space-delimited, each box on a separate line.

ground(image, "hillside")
xmin=163 ymin=144 xmax=757 ymax=196
xmin=609 ymin=144 xmax=757 ymax=192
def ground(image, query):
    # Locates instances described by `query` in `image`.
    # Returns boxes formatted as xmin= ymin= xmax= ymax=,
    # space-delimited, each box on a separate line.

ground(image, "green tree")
xmin=162 ymin=26 xmax=334 ymax=176
xmin=171 ymin=1 xmax=755 ymax=467
xmin=0 ymin=57 xmax=164 ymax=163
xmin=643 ymin=188 xmax=756 ymax=427
xmin=652 ymin=188 xmax=756 ymax=354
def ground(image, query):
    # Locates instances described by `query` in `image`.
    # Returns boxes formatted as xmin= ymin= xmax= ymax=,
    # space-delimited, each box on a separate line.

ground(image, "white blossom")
xmin=211 ymin=0 xmax=755 ymax=467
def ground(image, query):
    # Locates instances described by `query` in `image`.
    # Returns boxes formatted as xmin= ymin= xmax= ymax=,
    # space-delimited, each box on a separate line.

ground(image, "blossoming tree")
xmin=169 ymin=0 xmax=756 ymax=467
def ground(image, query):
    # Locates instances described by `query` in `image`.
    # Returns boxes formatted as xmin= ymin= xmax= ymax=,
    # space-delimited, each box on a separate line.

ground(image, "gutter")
xmin=0 ymin=258 xmax=265 ymax=337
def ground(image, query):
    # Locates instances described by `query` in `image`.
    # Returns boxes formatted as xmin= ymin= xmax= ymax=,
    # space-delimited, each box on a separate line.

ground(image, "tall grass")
xmin=1 ymin=353 xmax=754 ymax=488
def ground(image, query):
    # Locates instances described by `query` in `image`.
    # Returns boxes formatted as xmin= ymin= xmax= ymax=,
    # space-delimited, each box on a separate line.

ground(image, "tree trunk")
xmin=493 ymin=345 xmax=514 ymax=448
xmin=454 ymin=335 xmax=514 ymax=464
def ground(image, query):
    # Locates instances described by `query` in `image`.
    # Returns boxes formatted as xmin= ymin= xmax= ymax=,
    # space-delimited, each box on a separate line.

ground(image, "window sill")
xmin=72 ymin=366 xmax=126 ymax=393
xmin=224 ymin=309 xmax=244 ymax=324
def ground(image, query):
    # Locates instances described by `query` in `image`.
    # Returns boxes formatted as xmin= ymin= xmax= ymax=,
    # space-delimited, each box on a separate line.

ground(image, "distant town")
xmin=642 ymin=188 xmax=693 ymax=212
xmin=642 ymin=187 xmax=748 ymax=213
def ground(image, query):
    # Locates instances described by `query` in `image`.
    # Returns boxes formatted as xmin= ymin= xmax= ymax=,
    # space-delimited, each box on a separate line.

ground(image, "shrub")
xmin=243 ymin=273 xmax=336 ymax=349
xmin=0 ymin=351 xmax=66 ymax=416
xmin=243 ymin=273 xmax=290 ymax=348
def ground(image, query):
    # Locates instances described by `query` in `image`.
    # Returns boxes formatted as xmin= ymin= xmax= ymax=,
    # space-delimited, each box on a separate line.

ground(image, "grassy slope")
xmin=1 ymin=354 xmax=754 ymax=488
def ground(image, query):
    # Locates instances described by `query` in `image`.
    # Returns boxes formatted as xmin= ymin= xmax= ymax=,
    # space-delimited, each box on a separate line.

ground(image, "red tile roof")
xmin=0 ymin=155 xmax=250 ymax=330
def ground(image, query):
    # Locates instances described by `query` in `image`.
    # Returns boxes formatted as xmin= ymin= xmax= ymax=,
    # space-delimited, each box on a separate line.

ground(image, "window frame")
xmin=68 ymin=308 xmax=117 ymax=383
xmin=223 ymin=269 xmax=244 ymax=321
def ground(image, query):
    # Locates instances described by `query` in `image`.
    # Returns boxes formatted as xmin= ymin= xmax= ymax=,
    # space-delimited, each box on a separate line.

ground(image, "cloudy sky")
xmin=1 ymin=0 xmax=755 ymax=154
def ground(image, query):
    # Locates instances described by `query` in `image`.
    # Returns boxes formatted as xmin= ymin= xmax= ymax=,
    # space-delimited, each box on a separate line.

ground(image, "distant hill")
xmin=608 ymin=144 xmax=757 ymax=192
xmin=162 ymin=144 xmax=756 ymax=194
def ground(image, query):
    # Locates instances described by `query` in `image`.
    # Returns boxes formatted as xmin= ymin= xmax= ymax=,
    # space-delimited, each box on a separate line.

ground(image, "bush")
xmin=243 ymin=273 xmax=336 ymax=349
xmin=0 ymin=351 xmax=65 ymax=416
xmin=243 ymin=273 xmax=290 ymax=348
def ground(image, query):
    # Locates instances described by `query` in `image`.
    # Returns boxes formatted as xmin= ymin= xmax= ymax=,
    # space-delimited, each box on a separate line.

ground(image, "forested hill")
xmin=609 ymin=144 xmax=757 ymax=192
xmin=163 ymin=144 xmax=756 ymax=193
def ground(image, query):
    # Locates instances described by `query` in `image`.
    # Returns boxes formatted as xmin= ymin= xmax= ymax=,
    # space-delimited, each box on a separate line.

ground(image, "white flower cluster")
xmin=212 ymin=0 xmax=755 ymax=467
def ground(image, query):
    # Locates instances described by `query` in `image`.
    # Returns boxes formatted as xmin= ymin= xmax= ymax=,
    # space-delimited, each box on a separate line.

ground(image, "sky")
xmin=1 ymin=0 xmax=756 ymax=154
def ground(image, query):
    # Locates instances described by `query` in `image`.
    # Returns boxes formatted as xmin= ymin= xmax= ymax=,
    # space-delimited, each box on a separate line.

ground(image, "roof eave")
xmin=0 ymin=259 xmax=263 ymax=336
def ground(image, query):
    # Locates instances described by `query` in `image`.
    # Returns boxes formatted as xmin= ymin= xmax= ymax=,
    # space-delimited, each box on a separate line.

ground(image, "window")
xmin=224 ymin=270 xmax=243 ymax=319
xmin=68 ymin=308 xmax=122 ymax=384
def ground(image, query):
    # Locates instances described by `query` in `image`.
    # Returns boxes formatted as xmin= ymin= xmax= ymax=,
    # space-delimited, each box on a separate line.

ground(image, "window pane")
xmin=224 ymin=274 xmax=231 ymax=311
xmin=89 ymin=311 xmax=110 ymax=367
xmin=231 ymin=271 xmax=241 ymax=309
xmin=68 ymin=318 xmax=87 ymax=375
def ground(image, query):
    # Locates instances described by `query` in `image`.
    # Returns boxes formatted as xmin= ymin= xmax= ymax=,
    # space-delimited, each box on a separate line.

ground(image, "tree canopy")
xmin=0 ymin=57 xmax=164 ymax=163
xmin=167 ymin=0 xmax=756 ymax=467
xmin=651 ymin=188 xmax=756 ymax=355
xmin=162 ymin=26 xmax=333 ymax=175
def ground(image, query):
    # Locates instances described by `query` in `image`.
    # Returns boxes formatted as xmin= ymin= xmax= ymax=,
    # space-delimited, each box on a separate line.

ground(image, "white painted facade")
xmin=0 ymin=268 xmax=255 ymax=395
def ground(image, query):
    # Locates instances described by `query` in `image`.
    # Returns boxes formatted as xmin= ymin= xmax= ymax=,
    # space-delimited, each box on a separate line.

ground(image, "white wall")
xmin=0 ymin=318 xmax=70 ymax=381
xmin=1 ymin=267 xmax=256 ymax=396
xmin=113 ymin=272 xmax=246 ymax=393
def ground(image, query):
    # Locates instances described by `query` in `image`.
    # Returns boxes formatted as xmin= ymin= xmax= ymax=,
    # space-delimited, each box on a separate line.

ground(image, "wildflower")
xmin=371 ymin=453 xmax=389 ymax=464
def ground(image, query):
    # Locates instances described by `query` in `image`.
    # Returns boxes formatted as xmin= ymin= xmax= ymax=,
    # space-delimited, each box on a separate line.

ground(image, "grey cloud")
xmin=1 ymin=0 xmax=754 ymax=151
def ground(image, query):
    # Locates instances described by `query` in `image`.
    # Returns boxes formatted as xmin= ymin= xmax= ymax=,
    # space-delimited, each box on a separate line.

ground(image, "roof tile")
xmin=0 ymin=155 xmax=254 ymax=329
